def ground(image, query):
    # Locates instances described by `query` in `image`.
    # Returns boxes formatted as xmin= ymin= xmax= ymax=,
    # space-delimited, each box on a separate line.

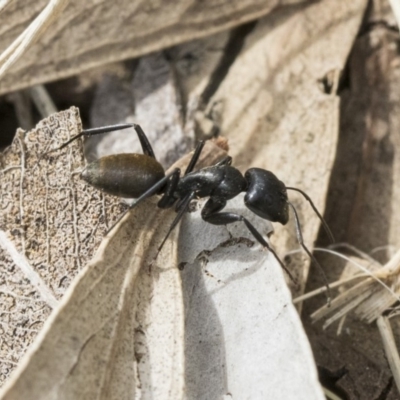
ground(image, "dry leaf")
xmin=0 ymin=107 xmax=128 ymax=385
xmin=0 ymin=0 xmax=306 ymax=95
xmin=301 ymin=3 xmax=400 ymax=395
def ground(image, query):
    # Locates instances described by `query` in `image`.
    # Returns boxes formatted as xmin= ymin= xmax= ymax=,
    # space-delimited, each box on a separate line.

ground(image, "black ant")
xmin=48 ymin=123 xmax=334 ymax=302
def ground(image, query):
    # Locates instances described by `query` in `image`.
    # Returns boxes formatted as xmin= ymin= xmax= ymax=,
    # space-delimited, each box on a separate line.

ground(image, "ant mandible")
xmin=50 ymin=123 xmax=333 ymax=301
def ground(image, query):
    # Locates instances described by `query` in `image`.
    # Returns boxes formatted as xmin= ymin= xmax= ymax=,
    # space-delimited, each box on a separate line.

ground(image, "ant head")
xmin=244 ymin=168 xmax=289 ymax=225
xmin=244 ymin=168 xmax=334 ymax=305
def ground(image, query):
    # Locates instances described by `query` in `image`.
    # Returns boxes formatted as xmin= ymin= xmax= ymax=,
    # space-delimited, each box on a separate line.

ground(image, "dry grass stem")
xmin=0 ymin=0 xmax=68 ymax=79
xmin=310 ymin=249 xmax=400 ymax=327
xmin=376 ymin=316 xmax=400 ymax=394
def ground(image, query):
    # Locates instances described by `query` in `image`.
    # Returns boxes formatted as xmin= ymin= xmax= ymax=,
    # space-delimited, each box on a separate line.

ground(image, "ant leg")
xmin=184 ymin=141 xmax=232 ymax=176
xmin=46 ymin=123 xmax=156 ymax=158
xmin=159 ymin=139 xmax=215 ymax=212
xmin=132 ymin=124 xmax=156 ymax=158
xmin=201 ymin=198 xmax=296 ymax=283
xmin=288 ymin=202 xmax=331 ymax=305
xmin=81 ymin=124 xmax=156 ymax=157
xmin=156 ymin=191 xmax=196 ymax=256
xmin=131 ymin=168 xmax=180 ymax=210
xmin=215 ymin=156 xmax=232 ymax=166
xmin=184 ymin=140 xmax=206 ymax=175
xmin=106 ymin=168 xmax=180 ymax=234
xmin=46 ymin=124 xmax=134 ymax=154
xmin=157 ymin=168 xmax=182 ymax=209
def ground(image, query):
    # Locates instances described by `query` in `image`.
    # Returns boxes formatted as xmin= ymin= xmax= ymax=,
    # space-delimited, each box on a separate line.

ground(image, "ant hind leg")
xmin=45 ymin=123 xmax=156 ymax=158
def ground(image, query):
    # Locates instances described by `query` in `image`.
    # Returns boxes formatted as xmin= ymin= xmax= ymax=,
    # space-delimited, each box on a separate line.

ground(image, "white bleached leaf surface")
xmin=178 ymin=197 xmax=325 ymax=400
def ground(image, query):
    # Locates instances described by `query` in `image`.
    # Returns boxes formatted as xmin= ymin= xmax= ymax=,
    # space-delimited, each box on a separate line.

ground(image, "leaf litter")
xmin=3 ymin=0 xmax=395 ymax=397
xmin=0 ymin=108 xmax=326 ymax=399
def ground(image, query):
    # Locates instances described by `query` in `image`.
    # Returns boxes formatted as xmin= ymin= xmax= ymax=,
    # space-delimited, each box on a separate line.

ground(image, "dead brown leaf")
xmin=0 ymin=0 xmax=308 ymax=95
xmin=0 ymin=107 xmax=129 ymax=385
xmin=302 ymin=4 xmax=400 ymax=396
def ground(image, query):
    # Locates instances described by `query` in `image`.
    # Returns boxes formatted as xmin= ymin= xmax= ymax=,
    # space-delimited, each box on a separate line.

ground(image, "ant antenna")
xmin=286 ymin=187 xmax=334 ymax=243
xmin=287 ymin=202 xmax=331 ymax=306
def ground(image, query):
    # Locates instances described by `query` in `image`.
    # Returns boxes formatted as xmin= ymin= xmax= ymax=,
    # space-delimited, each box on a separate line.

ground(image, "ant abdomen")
xmin=81 ymin=153 xmax=165 ymax=198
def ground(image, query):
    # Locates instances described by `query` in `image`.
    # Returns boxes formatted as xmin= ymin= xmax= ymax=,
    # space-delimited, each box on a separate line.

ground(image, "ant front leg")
xmin=215 ymin=156 xmax=232 ymax=166
xmin=158 ymin=140 xmax=207 ymax=210
xmin=183 ymin=140 xmax=231 ymax=176
xmin=184 ymin=140 xmax=206 ymax=175
xmin=157 ymin=169 xmax=182 ymax=209
xmin=201 ymin=197 xmax=296 ymax=282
